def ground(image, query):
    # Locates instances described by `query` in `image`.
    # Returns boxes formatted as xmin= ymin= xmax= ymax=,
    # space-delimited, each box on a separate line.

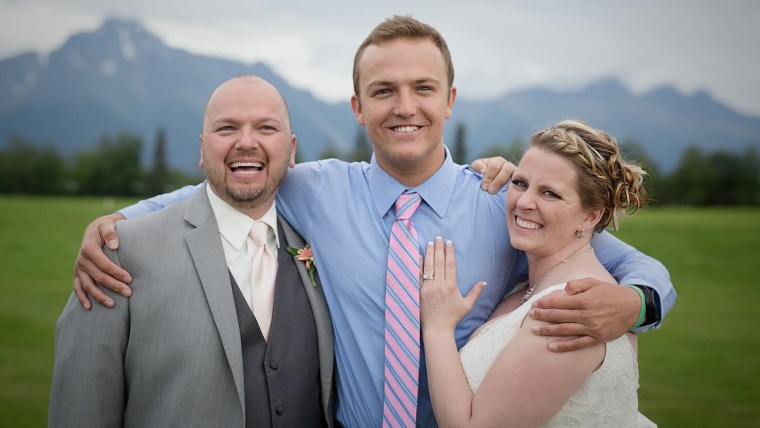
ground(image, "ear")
xmin=445 ymin=86 xmax=457 ymax=119
xmin=198 ymin=134 xmax=204 ymax=169
xmin=582 ymin=208 xmax=604 ymax=232
xmin=289 ymin=134 xmax=297 ymax=168
xmin=350 ymin=94 xmax=365 ymax=126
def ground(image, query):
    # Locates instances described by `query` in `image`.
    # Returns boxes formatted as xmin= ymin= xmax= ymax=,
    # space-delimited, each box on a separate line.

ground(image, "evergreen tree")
xmin=147 ymin=128 xmax=169 ymax=195
xmin=72 ymin=132 xmax=143 ymax=196
xmin=0 ymin=135 xmax=66 ymax=194
xmin=665 ymin=146 xmax=710 ymax=205
xmin=452 ymin=122 xmax=467 ymax=164
xmin=350 ymin=128 xmax=372 ymax=162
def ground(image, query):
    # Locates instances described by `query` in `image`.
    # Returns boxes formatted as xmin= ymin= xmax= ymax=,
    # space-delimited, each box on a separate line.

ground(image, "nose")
xmin=235 ymin=127 xmax=259 ymax=151
xmin=515 ymin=190 xmax=536 ymax=210
xmin=393 ymin=89 xmax=417 ymax=117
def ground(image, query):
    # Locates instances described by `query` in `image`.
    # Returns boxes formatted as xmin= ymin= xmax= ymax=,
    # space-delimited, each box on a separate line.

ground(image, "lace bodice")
xmin=459 ymin=283 xmax=644 ymax=427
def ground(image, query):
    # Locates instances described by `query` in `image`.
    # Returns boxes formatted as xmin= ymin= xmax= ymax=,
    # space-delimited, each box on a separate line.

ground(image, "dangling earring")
xmin=576 ymin=228 xmax=585 ymax=238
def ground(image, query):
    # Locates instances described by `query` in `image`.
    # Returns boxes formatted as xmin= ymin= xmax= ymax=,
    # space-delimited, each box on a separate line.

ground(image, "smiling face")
xmin=351 ymin=37 xmax=456 ymax=186
xmin=200 ymin=76 xmax=296 ymax=218
xmin=506 ymin=147 xmax=600 ymax=258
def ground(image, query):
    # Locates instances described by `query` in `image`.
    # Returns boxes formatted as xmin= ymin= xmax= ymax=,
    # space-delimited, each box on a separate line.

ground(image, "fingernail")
xmin=105 ymin=299 xmax=114 ymax=307
xmin=436 ymin=236 xmax=442 ymax=241
xmin=123 ymin=274 xmax=132 ymax=283
xmin=481 ymin=282 xmax=487 ymax=288
xmin=446 ymin=240 xmax=452 ymax=245
xmin=121 ymin=288 xmax=132 ymax=297
xmin=427 ymin=241 xmax=433 ymax=247
xmin=107 ymin=239 xmax=118 ymax=249
xmin=549 ymin=343 xmax=559 ymax=352
xmin=528 ymin=309 xmax=535 ymax=318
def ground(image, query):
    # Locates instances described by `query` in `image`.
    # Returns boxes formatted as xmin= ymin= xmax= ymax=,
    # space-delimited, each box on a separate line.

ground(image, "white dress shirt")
xmin=206 ymin=185 xmax=279 ymax=310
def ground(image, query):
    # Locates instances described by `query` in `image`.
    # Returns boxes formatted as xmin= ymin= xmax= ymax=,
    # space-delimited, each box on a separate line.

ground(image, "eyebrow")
xmin=365 ymin=76 xmax=442 ymax=90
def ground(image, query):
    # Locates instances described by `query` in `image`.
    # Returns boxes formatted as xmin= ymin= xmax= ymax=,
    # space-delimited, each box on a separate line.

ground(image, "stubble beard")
xmin=205 ymin=153 xmax=289 ymax=211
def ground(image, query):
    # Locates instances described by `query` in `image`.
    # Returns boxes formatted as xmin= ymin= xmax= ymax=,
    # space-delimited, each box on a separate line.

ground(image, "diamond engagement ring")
xmin=422 ymin=273 xmax=435 ymax=280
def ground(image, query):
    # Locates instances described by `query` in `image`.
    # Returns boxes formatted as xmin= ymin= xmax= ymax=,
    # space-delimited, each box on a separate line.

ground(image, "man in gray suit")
xmin=49 ymin=75 xmax=334 ymax=428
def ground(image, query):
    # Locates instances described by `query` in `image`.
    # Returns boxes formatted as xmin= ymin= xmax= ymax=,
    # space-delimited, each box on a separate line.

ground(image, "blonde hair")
xmin=529 ymin=120 xmax=648 ymax=231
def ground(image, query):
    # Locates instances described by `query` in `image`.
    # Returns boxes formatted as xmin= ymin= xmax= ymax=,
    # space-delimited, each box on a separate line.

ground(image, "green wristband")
xmin=626 ymin=285 xmax=647 ymax=329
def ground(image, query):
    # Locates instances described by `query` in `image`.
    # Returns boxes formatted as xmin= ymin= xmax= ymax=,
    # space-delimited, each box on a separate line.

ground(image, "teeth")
xmin=393 ymin=126 xmax=419 ymax=133
xmin=516 ymin=217 xmax=543 ymax=230
xmin=230 ymin=161 xmax=263 ymax=169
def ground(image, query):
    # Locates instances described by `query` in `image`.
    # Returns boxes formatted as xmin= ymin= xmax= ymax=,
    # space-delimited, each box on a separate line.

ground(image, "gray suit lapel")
xmin=184 ymin=185 xmax=246 ymax=415
xmin=278 ymin=214 xmax=334 ymax=417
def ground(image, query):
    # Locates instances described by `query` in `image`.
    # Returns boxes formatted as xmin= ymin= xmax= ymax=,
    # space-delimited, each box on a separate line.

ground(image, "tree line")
xmin=2 ymin=125 xmax=759 ymax=205
xmin=321 ymin=123 xmax=760 ymax=206
xmin=0 ymin=129 xmax=201 ymax=197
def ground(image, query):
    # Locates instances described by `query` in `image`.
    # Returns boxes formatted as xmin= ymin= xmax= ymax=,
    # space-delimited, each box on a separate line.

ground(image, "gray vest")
xmin=230 ymin=221 xmax=326 ymax=428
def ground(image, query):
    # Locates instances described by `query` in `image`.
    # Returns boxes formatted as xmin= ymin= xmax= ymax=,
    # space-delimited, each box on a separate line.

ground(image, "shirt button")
xmin=275 ymin=405 xmax=285 ymax=415
xmin=269 ymin=361 xmax=279 ymax=370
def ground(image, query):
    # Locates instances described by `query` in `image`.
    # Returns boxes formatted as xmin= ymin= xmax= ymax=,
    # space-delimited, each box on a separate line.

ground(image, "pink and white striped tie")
xmin=383 ymin=192 xmax=422 ymax=427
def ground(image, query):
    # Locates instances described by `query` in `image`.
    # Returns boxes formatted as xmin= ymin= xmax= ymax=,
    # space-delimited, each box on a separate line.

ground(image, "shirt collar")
xmin=205 ymin=184 xmax=280 ymax=250
xmin=368 ymin=145 xmax=458 ymax=219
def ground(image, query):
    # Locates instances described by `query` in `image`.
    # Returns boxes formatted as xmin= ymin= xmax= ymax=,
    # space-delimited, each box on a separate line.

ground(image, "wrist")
xmin=637 ymin=285 xmax=660 ymax=326
xmin=625 ymin=285 xmax=646 ymax=329
xmin=422 ymin=322 xmax=456 ymax=337
xmin=625 ymin=285 xmax=660 ymax=329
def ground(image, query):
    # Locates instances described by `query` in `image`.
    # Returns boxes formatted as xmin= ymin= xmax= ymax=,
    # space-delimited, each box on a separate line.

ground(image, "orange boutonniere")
xmin=286 ymin=244 xmax=317 ymax=288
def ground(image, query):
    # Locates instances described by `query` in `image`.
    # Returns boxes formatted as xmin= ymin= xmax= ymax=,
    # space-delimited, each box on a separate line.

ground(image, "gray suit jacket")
xmin=49 ymin=185 xmax=334 ymax=427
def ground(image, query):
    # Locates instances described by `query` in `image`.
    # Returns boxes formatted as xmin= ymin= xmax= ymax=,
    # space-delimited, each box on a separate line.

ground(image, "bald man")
xmin=49 ymin=75 xmax=334 ymax=428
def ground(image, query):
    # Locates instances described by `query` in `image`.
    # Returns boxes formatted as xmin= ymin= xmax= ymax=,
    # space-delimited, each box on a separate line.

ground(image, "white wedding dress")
xmin=459 ymin=283 xmax=656 ymax=427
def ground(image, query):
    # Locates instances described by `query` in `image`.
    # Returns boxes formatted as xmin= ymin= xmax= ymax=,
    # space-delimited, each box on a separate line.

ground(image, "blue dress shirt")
xmin=120 ymin=149 xmax=676 ymax=427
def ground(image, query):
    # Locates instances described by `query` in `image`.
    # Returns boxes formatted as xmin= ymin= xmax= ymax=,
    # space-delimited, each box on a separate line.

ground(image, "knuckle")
xmin=576 ymin=296 xmax=592 ymax=309
xmin=91 ymin=271 xmax=107 ymax=284
xmin=81 ymin=281 xmax=96 ymax=292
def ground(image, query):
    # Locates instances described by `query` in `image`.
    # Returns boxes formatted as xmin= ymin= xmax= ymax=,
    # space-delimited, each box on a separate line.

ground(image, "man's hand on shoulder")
xmin=527 ymin=278 xmax=641 ymax=352
xmin=470 ymin=156 xmax=515 ymax=194
xmin=73 ymin=213 xmax=132 ymax=309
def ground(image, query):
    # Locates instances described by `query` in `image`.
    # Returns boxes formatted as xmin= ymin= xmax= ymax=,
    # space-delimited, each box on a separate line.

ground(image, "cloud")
xmin=1 ymin=0 xmax=758 ymax=115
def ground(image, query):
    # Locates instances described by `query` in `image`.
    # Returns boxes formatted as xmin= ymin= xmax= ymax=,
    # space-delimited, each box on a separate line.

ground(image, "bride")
xmin=420 ymin=120 xmax=655 ymax=427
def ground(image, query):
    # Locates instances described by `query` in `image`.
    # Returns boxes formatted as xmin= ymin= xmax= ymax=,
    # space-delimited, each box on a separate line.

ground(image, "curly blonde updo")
xmin=529 ymin=120 xmax=648 ymax=232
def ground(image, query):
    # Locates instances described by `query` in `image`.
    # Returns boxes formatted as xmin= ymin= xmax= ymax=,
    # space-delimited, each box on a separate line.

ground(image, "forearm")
xmin=424 ymin=327 xmax=476 ymax=428
xmin=591 ymin=231 xmax=676 ymax=328
xmin=118 ymin=183 xmax=201 ymax=219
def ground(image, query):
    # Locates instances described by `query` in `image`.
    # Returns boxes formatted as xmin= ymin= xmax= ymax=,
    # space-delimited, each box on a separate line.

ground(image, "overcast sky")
xmin=2 ymin=0 xmax=759 ymax=116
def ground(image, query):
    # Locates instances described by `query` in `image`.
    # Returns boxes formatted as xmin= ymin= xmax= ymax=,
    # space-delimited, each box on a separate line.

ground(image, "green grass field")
xmin=1 ymin=196 xmax=758 ymax=427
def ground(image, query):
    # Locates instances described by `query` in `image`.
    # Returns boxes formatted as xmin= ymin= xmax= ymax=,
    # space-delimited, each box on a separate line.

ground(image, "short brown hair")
xmin=529 ymin=120 xmax=648 ymax=232
xmin=352 ymin=15 xmax=455 ymax=97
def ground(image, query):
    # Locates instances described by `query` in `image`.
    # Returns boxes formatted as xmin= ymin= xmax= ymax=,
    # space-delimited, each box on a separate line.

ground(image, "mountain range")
xmin=2 ymin=18 xmax=759 ymax=173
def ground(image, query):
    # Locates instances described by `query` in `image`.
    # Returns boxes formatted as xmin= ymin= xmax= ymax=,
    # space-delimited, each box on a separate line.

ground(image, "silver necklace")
xmin=519 ymin=245 xmax=595 ymax=305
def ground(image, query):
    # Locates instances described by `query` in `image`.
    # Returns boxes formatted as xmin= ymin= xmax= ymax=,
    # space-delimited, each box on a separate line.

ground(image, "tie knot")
xmin=250 ymin=222 xmax=270 ymax=246
xmin=395 ymin=192 xmax=421 ymax=221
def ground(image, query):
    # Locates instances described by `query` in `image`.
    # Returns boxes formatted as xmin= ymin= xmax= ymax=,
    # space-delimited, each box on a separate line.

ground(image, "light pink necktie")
xmin=383 ymin=192 xmax=422 ymax=427
xmin=250 ymin=221 xmax=277 ymax=340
